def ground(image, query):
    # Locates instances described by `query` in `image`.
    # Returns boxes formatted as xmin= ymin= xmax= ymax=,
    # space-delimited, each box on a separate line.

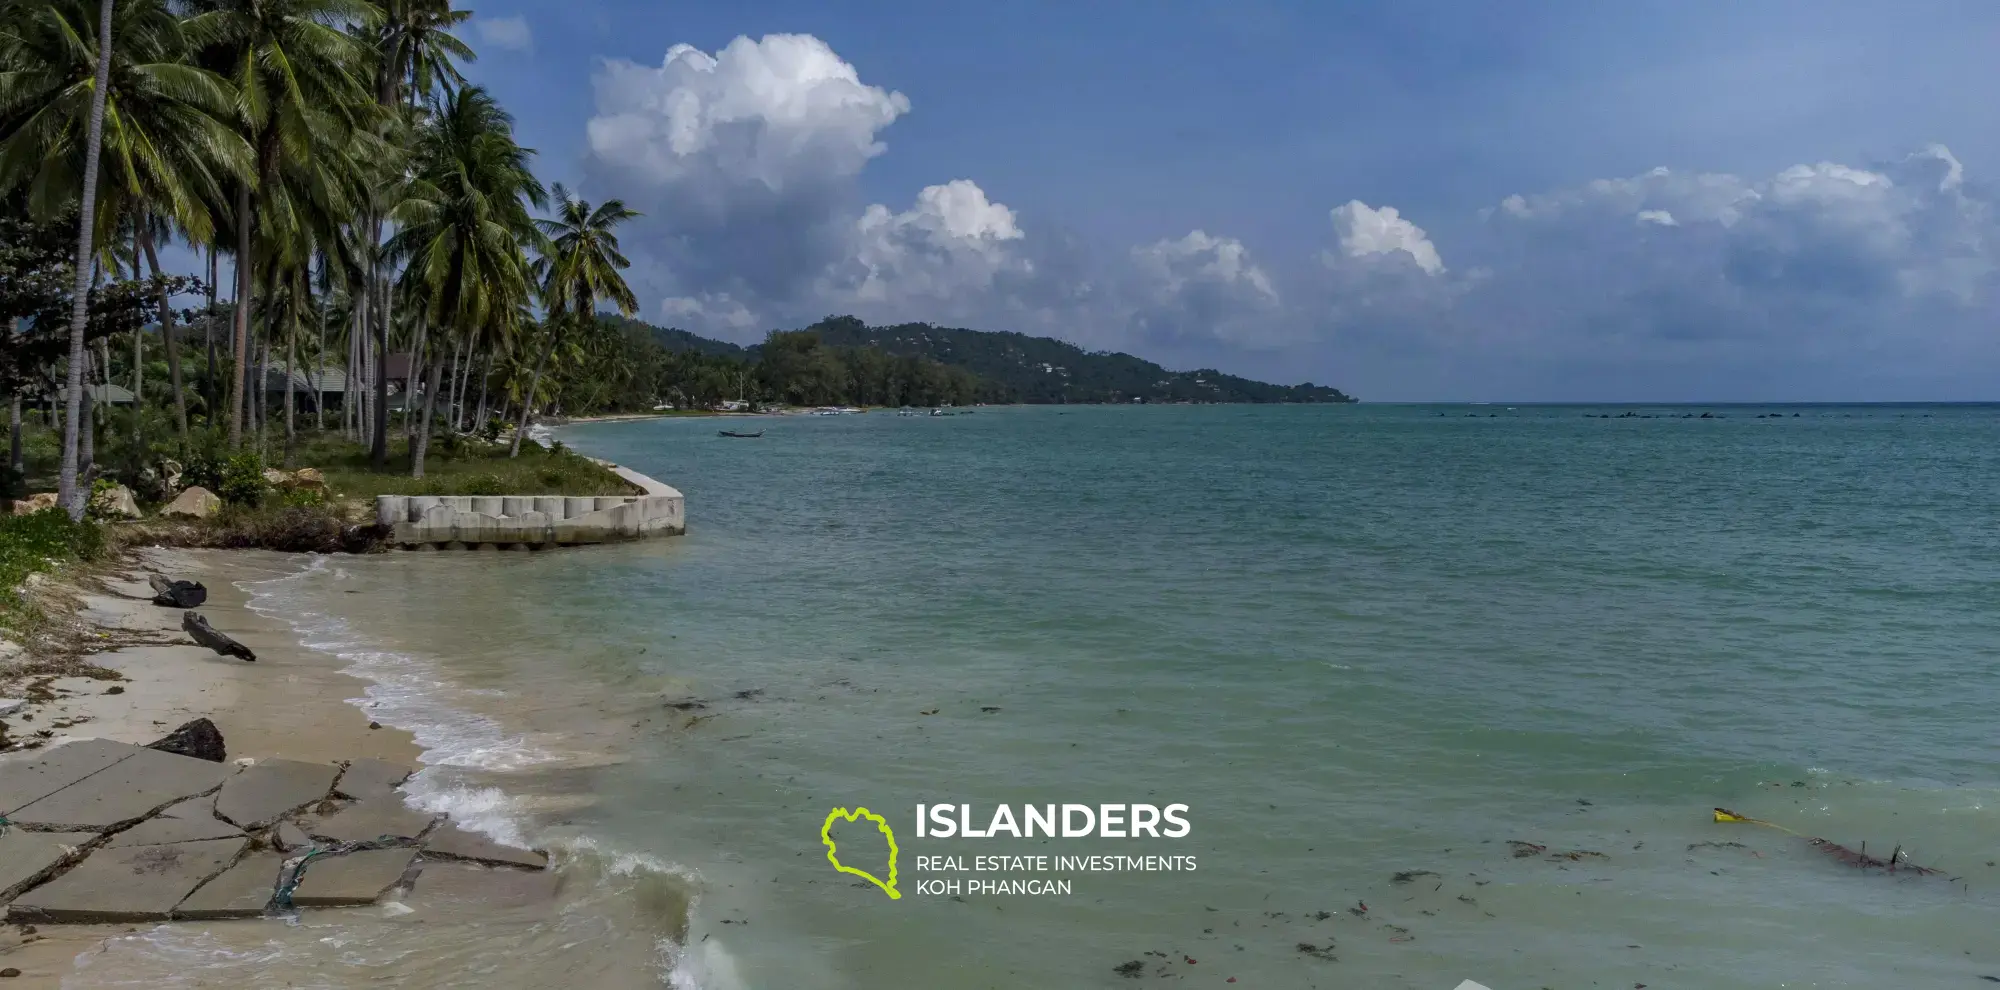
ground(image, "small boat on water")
xmin=718 ymin=430 xmax=764 ymax=438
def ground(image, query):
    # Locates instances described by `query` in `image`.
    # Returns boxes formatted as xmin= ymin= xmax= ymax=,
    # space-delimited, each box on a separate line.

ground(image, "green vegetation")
xmin=0 ymin=508 xmax=104 ymax=631
xmin=574 ymin=314 xmax=1354 ymax=415
xmin=295 ymin=433 xmax=634 ymax=499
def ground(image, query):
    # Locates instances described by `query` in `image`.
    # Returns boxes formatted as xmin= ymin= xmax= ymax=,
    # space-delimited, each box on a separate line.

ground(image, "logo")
xmin=821 ymin=806 xmax=901 ymax=899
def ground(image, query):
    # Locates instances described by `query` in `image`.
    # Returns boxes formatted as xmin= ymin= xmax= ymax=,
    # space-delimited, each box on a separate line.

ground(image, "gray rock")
xmin=0 ymin=699 xmax=24 ymax=718
xmin=421 ymin=824 xmax=548 ymax=870
xmin=105 ymin=814 xmax=244 ymax=848
xmin=174 ymin=851 xmax=283 ymax=920
xmin=9 ymin=747 xmax=233 ymax=830
xmin=0 ymin=739 xmax=144 ymax=817
xmin=332 ymin=759 xmax=414 ymax=801
xmin=89 ymin=484 xmax=141 ymax=520
xmin=161 ymin=486 xmax=220 ymax=519
xmin=308 ymin=798 xmax=438 ymax=844
xmin=213 ymin=759 xmax=339 ymax=829
xmin=146 ymin=718 xmax=226 ymax=763
xmin=0 ymin=831 xmax=92 ymax=902
xmin=7 ymin=837 xmax=247 ymax=923
xmin=272 ymin=822 xmax=313 ymax=853
xmin=288 ymin=848 xmax=418 ymax=907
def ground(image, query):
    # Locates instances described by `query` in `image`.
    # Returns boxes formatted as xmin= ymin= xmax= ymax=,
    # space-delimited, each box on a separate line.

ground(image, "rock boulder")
xmin=11 ymin=492 xmax=57 ymax=515
xmin=90 ymin=484 xmax=142 ymax=520
xmin=161 ymin=486 xmax=220 ymax=519
xmin=146 ymin=718 xmax=227 ymax=763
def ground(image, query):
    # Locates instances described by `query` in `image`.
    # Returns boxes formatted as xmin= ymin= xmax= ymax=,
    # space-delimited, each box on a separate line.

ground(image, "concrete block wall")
xmin=375 ymin=465 xmax=684 ymax=549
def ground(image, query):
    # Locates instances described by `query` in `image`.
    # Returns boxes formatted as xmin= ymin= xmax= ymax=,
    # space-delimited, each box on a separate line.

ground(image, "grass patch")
xmin=290 ymin=432 xmax=638 ymax=499
xmin=0 ymin=509 xmax=106 ymax=634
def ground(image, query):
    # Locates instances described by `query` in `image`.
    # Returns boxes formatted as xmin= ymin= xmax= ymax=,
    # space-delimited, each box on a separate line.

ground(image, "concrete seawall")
xmin=374 ymin=463 xmax=685 ymax=549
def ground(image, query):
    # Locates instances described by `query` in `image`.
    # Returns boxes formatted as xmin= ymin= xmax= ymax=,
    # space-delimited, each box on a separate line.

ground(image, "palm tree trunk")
xmin=509 ymin=330 xmax=557 ymax=457
xmin=447 ymin=331 xmax=465 ymax=431
xmin=57 ymin=0 xmax=116 ymax=519
xmin=283 ymin=309 xmax=297 ymax=468
xmin=9 ymin=391 xmax=21 ymax=479
xmin=140 ymin=226 xmax=188 ymax=442
xmin=129 ymin=228 xmax=142 ymax=452
xmin=474 ymin=351 xmax=490 ymax=437
xmin=228 ymin=182 xmax=252 ymax=448
xmin=411 ymin=334 xmax=445 ymax=479
xmin=80 ymin=349 xmax=97 ymax=486
xmin=404 ymin=316 xmax=428 ymax=453
xmin=315 ymin=281 xmax=328 ymax=430
xmin=370 ymin=251 xmax=390 ymax=466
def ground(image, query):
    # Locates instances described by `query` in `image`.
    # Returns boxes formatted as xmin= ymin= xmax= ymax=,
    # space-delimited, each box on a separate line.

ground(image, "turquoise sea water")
xmin=245 ymin=405 xmax=2000 ymax=988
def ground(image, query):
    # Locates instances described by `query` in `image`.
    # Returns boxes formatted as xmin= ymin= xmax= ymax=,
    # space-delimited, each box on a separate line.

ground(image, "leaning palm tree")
xmin=182 ymin=0 xmax=381 ymax=448
xmin=514 ymin=185 xmax=638 ymax=456
xmin=386 ymin=86 xmax=541 ymax=477
xmin=2 ymin=0 xmax=252 ymax=511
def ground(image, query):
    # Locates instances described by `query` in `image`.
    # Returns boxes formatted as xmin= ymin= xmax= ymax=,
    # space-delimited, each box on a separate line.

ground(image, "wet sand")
xmin=0 ymin=547 xmax=672 ymax=989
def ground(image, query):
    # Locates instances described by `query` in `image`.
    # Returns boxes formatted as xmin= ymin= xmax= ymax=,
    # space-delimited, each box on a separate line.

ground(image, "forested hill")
xmin=612 ymin=313 xmax=1355 ymax=404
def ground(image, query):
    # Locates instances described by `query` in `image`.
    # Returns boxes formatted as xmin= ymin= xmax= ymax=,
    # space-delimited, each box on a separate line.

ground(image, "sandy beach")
xmin=0 ymin=546 xmax=670 ymax=990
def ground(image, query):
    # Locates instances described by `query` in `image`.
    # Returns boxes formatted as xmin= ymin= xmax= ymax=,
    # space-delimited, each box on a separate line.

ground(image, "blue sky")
xmin=447 ymin=0 xmax=2000 ymax=401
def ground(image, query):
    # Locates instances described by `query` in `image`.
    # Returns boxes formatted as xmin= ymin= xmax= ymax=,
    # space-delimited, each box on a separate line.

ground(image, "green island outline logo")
xmin=821 ymin=806 xmax=901 ymax=899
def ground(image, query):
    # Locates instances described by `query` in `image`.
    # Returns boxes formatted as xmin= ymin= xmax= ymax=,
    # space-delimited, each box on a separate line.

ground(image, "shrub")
xmin=218 ymin=452 xmax=268 ymax=507
xmin=455 ymin=474 xmax=505 ymax=497
xmin=84 ymin=477 xmax=119 ymax=521
xmin=0 ymin=509 xmax=105 ymax=626
xmin=277 ymin=485 xmax=328 ymax=509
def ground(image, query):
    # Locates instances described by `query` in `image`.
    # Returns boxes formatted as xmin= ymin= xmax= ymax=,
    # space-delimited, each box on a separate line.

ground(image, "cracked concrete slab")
xmin=309 ymin=798 xmax=438 ymax=844
xmin=174 ymin=851 xmax=283 ymax=920
xmin=9 ymin=747 xmax=234 ymax=830
xmin=214 ymin=759 xmax=339 ymax=828
xmin=289 ymin=848 xmax=418 ymax=907
xmin=422 ymin=824 xmax=548 ymax=870
xmin=332 ymin=759 xmax=414 ymax=801
xmin=105 ymin=814 xmax=245 ymax=848
xmin=8 ymin=837 xmax=248 ymax=923
xmin=0 ymin=739 xmax=142 ymax=816
xmin=0 ymin=830 xmax=93 ymax=901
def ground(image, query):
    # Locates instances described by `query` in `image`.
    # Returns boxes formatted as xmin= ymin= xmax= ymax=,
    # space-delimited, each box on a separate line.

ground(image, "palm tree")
xmin=2 ymin=0 xmax=253 ymax=510
xmin=515 ymin=185 xmax=638 ymax=456
xmin=387 ymin=86 xmax=541 ymax=477
xmin=181 ymin=0 xmax=380 ymax=448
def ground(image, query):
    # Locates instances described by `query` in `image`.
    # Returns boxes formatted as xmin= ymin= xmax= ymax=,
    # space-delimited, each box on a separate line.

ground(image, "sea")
xmin=75 ymin=404 xmax=2000 ymax=989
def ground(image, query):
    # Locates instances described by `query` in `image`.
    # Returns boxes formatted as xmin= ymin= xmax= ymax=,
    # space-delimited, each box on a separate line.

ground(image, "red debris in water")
xmin=1184 ymin=956 xmax=1197 ymax=965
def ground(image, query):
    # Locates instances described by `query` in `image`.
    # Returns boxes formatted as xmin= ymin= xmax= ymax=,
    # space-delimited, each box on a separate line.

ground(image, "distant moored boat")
xmin=718 ymin=430 xmax=764 ymax=438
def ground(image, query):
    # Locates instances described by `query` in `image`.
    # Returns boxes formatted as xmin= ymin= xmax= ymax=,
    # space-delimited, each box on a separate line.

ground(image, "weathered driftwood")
xmin=147 ymin=573 xmax=172 ymax=595
xmin=183 ymin=612 xmax=256 ymax=662
xmin=150 ymin=579 xmax=207 ymax=609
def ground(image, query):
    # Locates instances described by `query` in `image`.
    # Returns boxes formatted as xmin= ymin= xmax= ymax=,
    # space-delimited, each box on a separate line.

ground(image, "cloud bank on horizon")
xmin=576 ymin=32 xmax=1998 ymax=401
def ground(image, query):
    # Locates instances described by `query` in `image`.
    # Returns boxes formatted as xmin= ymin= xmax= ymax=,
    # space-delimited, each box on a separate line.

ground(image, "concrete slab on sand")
xmin=174 ymin=851 xmax=284 ymax=920
xmin=9 ymin=747 xmax=233 ymax=830
xmin=105 ymin=813 xmax=245 ymax=848
xmin=0 ymin=739 xmax=142 ymax=816
xmin=0 ymin=830 xmax=93 ymax=900
xmin=309 ymin=798 xmax=438 ymax=843
xmin=333 ymin=758 xmax=413 ymax=801
xmin=214 ymin=759 xmax=339 ymax=828
xmin=8 ymin=837 xmax=247 ymax=923
xmin=422 ymin=823 xmax=548 ymax=870
xmin=289 ymin=847 xmax=418 ymax=907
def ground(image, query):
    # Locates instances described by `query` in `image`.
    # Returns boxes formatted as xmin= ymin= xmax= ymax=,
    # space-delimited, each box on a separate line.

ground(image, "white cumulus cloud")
xmin=474 ymin=15 xmax=532 ymax=52
xmin=1328 ymin=201 xmax=1445 ymax=274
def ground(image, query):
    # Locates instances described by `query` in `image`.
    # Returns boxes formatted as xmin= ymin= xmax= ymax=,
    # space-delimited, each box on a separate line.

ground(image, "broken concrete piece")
xmin=408 ymin=861 xmax=562 ymax=910
xmin=9 ymin=747 xmax=233 ymax=830
xmin=0 ymin=831 xmax=93 ymax=901
xmin=160 ymin=487 xmax=220 ymax=519
xmin=421 ymin=824 xmax=548 ymax=870
xmin=214 ymin=759 xmax=339 ymax=829
xmin=309 ymin=798 xmax=438 ymax=844
xmin=0 ymin=739 xmax=143 ymax=817
xmin=332 ymin=759 xmax=414 ymax=801
xmin=174 ymin=851 xmax=283 ymax=920
xmin=8 ymin=837 xmax=247 ymax=923
xmin=272 ymin=822 xmax=313 ymax=853
xmin=146 ymin=718 xmax=227 ymax=763
xmin=288 ymin=848 xmax=419 ymax=907
xmin=105 ymin=814 xmax=245 ymax=848
xmin=0 ymin=700 xmax=23 ymax=718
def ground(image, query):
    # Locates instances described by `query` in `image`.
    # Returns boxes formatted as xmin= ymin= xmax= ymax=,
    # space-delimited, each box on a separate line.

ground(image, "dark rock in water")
xmin=148 ymin=718 xmax=227 ymax=763
xmin=184 ymin=612 xmax=255 ymax=661
xmin=1113 ymin=960 xmax=1144 ymax=978
xmin=151 ymin=580 xmax=207 ymax=609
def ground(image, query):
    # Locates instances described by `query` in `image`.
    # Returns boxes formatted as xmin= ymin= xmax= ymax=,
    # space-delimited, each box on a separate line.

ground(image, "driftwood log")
xmin=183 ymin=612 xmax=256 ymax=662
xmin=150 ymin=577 xmax=207 ymax=608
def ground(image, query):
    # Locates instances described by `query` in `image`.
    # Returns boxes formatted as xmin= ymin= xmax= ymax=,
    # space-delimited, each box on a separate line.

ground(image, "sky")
xmin=445 ymin=0 xmax=2000 ymax=401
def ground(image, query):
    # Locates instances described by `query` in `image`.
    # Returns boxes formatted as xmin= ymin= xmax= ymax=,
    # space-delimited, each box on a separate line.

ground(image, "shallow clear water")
xmin=223 ymin=405 xmax=2000 ymax=988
